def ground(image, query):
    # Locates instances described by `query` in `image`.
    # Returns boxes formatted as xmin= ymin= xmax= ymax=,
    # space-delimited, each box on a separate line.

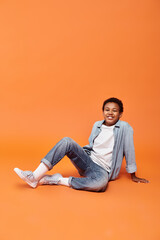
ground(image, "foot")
xmin=39 ymin=173 xmax=62 ymax=185
xmin=14 ymin=168 xmax=38 ymax=188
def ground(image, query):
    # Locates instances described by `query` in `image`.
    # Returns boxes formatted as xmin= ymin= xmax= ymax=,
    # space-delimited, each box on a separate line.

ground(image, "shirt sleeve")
xmin=83 ymin=121 xmax=98 ymax=149
xmin=123 ymin=125 xmax=137 ymax=173
xmin=88 ymin=122 xmax=97 ymax=143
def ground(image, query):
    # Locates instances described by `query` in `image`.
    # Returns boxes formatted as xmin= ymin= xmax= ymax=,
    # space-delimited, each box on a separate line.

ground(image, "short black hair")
xmin=102 ymin=97 xmax=124 ymax=113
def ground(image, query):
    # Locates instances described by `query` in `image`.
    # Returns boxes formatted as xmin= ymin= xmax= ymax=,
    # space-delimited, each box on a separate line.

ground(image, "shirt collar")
xmin=97 ymin=120 xmax=120 ymax=128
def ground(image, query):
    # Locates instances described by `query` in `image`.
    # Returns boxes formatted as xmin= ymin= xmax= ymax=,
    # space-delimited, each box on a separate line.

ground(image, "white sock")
xmin=58 ymin=177 xmax=70 ymax=186
xmin=33 ymin=163 xmax=49 ymax=181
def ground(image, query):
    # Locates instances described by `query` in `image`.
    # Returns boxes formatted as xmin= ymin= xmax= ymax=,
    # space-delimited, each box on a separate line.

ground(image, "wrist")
xmin=131 ymin=172 xmax=136 ymax=179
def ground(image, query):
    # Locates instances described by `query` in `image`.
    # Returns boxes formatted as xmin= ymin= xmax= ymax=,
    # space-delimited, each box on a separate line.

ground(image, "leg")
xmin=41 ymin=137 xmax=92 ymax=173
xmin=41 ymin=137 xmax=109 ymax=192
xmin=14 ymin=137 xmax=108 ymax=191
xmin=40 ymin=165 xmax=108 ymax=192
xmin=14 ymin=137 xmax=90 ymax=188
xmin=39 ymin=137 xmax=93 ymax=187
xmin=69 ymin=160 xmax=109 ymax=192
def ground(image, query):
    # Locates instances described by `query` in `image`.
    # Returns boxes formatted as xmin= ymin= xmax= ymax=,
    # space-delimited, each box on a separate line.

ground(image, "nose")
xmin=108 ymin=110 xmax=113 ymax=115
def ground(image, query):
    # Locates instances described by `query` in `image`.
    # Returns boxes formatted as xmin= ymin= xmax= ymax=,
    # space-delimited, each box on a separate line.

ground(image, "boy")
xmin=14 ymin=97 xmax=149 ymax=192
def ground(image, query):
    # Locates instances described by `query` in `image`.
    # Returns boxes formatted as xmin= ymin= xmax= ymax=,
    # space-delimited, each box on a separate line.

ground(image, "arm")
xmin=83 ymin=121 xmax=98 ymax=148
xmin=124 ymin=125 xmax=137 ymax=174
xmin=83 ymin=122 xmax=97 ymax=151
xmin=131 ymin=172 xmax=149 ymax=183
xmin=123 ymin=125 xmax=149 ymax=183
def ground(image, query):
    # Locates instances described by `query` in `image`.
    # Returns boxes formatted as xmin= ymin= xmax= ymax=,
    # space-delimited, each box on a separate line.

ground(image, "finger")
xmin=134 ymin=179 xmax=140 ymax=183
xmin=140 ymin=179 xmax=149 ymax=183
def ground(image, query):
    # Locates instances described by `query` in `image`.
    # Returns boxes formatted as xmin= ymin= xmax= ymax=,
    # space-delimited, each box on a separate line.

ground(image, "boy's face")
xmin=103 ymin=102 xmax=122 ymax=126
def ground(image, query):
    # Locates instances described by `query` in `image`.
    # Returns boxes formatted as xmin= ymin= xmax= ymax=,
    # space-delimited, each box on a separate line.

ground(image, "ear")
xmin=119 ymin=112 xmax=123 ymax=118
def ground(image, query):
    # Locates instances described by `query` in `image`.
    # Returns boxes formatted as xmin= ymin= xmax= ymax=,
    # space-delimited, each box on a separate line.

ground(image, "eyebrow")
xmin=105 ymin=107 xmax=118 ymax=110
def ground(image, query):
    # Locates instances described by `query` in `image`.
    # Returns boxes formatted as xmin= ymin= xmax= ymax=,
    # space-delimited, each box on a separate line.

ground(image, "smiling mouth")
xmin=107 ymin=116 xmax=114 ymax=120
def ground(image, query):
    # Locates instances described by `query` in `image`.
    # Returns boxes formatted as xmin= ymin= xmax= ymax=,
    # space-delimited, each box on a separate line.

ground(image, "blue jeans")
xmin=41 ymin=137 xmax=109 ymax=192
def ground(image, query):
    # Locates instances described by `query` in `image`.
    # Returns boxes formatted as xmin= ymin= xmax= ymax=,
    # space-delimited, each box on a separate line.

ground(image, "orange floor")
xmin=1 ymin=140 xmax=160 ymax=240
xmin=0 ymin=0 xmax=159 ymax=239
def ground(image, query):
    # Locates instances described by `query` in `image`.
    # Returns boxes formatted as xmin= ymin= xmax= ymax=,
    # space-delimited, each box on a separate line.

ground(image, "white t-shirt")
xmin=90 ymin=124 xmax=115 ymax=172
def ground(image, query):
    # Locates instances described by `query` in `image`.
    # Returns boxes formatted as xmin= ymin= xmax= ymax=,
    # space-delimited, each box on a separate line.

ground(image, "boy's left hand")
xmin=131 ymin=173 xmax=149 ymax=183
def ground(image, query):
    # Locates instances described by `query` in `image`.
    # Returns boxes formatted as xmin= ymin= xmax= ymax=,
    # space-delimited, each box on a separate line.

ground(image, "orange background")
xmin=0 ymin=0 xmax=160 ymax=240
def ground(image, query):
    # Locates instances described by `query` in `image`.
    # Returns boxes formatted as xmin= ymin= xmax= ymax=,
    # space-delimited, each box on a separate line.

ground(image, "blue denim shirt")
xmin=83 ymin=120 xmax=137 ymax=180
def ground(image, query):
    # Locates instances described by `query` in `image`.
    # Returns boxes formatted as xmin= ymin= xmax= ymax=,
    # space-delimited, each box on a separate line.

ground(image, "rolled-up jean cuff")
xmin=126 ymin=165 xmax=137 ymax=173
xmin=41 ymin=158 xmax=53 ymax=170
xmin=68 ymin=176 xmax=73 ymax=186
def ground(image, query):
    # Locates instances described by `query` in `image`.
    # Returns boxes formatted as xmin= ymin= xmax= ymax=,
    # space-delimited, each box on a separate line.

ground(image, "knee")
xmin=71 ymin=178 xmax=108 ymax=192
xmin=61 ymin=137 xmax=76 ymax=148
xmin=98 ymin=183 xmax=108 ymax=192
xmin=94 ymin=179 xmax=108 ymax=192
xmin=60 ymin=137 xmax=74 ymax=151
xmin=62 ymin=137 xmax=73 ymax=143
